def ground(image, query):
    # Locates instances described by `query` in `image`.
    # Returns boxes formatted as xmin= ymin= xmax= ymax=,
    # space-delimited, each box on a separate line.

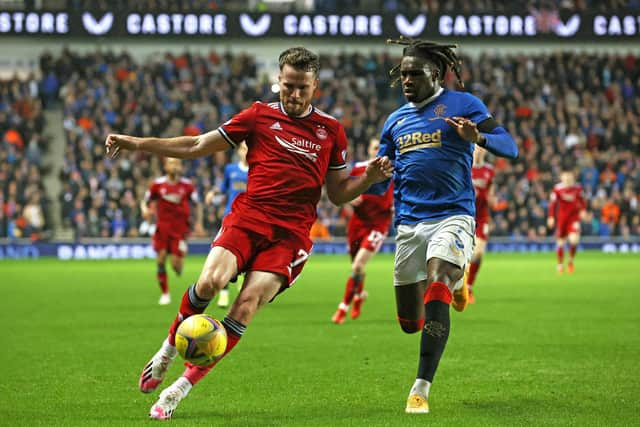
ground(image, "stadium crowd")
xmin=49 ymin=48 xmax=261 ymax=240
xmin=0 ymin=75 xmax=51 ymax=239
xmin=45 ymin=47 xmax=639 ymax=241
xmin=1 ymin=45 xmax=638 ymax=241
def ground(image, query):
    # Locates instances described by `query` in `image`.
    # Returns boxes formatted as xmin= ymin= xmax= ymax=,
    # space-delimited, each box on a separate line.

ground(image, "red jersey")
xmin=350 ymin=161 xmax=393 ymax=225
xmin=145 ymin=176 xmax=198 ymax=236
xmin=219 ymin=102 xmax=348 ymax=237
xmin=472 ymin=163 xmax=495 ymax=222
xmin=548 ymin=183 xmax=585 ymax=220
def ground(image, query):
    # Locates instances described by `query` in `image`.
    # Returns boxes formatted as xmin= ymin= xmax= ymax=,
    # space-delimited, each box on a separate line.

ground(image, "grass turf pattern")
xmin=1 ymin=252 xmax=638 ymax=426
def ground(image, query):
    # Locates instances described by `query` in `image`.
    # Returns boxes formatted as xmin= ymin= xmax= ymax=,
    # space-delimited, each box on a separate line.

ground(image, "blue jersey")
xmin=221 ymin=162 xmax=248 ymax=215
xmin=379 ymin=89 xmax=494 ymax=226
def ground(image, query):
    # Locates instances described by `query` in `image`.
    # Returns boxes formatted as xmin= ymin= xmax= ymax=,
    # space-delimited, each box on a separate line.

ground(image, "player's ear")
xmin=431 ymin=69 xmax=439 ymax=83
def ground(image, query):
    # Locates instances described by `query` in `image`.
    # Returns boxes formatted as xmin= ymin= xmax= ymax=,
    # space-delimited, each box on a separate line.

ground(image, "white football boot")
xmin=139 ymin=338 xmax=178 ymax=393
xmin=149 ymin=377 xmax=192 ymax=420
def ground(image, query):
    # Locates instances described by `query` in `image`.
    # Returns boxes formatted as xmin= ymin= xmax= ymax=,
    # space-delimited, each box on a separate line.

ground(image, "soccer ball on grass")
xmin=175 ymin=314 xmax=227 ymax=366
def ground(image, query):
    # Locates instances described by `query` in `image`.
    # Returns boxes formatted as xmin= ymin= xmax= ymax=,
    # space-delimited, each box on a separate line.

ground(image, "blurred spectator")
xmin=310 ymin=219 xmax=331 ymax=240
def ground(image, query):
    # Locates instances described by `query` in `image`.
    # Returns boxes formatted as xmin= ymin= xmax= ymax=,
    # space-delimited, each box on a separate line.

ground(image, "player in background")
xmin=142 ymin=157 xmax=202 ymax=305
xmin=332 ymin=137 xmax=394 ymax=324
xmin=547 ymin=166 xmax=586 ymax=273
xmin=205 ymin=141 xmax=249 ymax=308
xmin=466 ymin=145 xmax=495 ymax=303
xmin=375 ymin=38 xmax=518 ymax=414
xmin=106 ymin=46 xmax=393 ymax=421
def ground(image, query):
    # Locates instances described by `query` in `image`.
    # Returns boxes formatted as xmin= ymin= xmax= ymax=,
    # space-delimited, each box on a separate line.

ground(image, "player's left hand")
xmin=365 ymin=156 xmax=394 ymax=182
xmin=547 ymin=217 xmax=555 ymax=229
xmin=445 ymin=116 xmax=483 ymax=144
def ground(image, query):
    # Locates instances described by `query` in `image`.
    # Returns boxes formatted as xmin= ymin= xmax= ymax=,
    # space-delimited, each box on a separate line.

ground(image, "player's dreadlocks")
xmin=387 ymin=37 xmax=463 ymax=89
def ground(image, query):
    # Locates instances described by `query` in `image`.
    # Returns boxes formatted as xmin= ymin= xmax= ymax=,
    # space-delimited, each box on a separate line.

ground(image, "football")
xmin=175 ymin=314 xmax=227 ymax=366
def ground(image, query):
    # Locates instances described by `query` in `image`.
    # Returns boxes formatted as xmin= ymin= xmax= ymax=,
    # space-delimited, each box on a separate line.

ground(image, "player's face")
xmin=561 ymin=171 xmax=575 ymax=185
xmin=164 ymin=158 xmax=182 ymax=176
xmin=368 ymin=139 xmax=380 ymax=159
xmin=278 ymin=64 xmax=318 ymax=117
xmin=400 ymin=56 xmax=437 ymax=103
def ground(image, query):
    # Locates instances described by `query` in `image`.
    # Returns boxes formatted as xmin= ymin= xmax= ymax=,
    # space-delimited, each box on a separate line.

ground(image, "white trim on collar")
xmin=408 ymin=87 xmax=444 ymax=109
xmin=279 ymin=102 xmax=314 ymax=118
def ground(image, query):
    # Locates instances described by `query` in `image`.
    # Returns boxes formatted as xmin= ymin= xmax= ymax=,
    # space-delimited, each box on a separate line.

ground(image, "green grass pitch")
xmin=1 ymin=252 xmax=639 ymax=426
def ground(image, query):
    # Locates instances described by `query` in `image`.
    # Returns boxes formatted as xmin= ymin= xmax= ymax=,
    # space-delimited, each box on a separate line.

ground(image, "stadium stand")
xmin=44 ymin=47 xmax=639 ymax=240
xmin=0 ymin=74 xmax=52 ymax=240
xmin=51 ymin=48 xmax=261 ymax=239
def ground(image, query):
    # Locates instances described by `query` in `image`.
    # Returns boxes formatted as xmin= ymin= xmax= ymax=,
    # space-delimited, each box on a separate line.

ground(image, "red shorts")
xmin=347 ymin=221 xmax=388 ymax=260
xmin=556 ymin=216 xmax=580 ymax=238
xmin=153 ymin=227 xmax=188 ymax=257
xmin=475 ymin=218 xmax=490 ymax=240
xmin=213 ymin=220 xmax=313 ymax=290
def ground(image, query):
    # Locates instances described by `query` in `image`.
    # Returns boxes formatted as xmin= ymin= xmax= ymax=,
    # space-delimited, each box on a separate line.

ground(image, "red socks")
xmin=556 ymin=246 xmax=564 ymax=264
xmin=424 ymin=281 xmax=452 ymax=305
xmin=158 ymin=271 xmax=168 ymax=294
xmin=341 ymin=274 xmax=364 ymax=305
xmin=467 ymin=259 xmax=481 ymax=288
xmin=168 ymin=285 xmax=210 ymax=346
xmin=183 ymin=332 xmax=241 ymax=385
xmin=182 ymin=317 xmax=246 ymax=385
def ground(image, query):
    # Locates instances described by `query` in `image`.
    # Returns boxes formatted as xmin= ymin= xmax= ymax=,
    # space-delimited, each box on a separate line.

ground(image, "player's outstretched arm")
xmin=325 ymin=156 xmax=393 ymax=205
xmin=445 ymin=116 xmax=518 ymax=159
xmin=105 ymin=129 xmax=231 ymax=159
xmin=140 ymin=199 xmax=151 ymax=220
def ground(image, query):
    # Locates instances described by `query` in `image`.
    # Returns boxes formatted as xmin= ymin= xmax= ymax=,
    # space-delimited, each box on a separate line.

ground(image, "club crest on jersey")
xmin=275 ymin=135 xmax=320 ymax=162
xmin=315 ymin=126 xmax=328 ymax=140
xmin=428 ymin=104 xmax=447 ymax=121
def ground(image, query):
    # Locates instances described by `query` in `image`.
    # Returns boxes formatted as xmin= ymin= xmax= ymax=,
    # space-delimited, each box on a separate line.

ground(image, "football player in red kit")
xmin=106 ymin=46 xmax=393 ymax=420
xmin=332 ymin=138 xmax=394 ymax=324
xmin=142 ymin=158 xmax=202 ymax=305
xmin=465 ymin=146 xmax=495 ymax=303
xmin=547 ymin=167 xmax=586 ymax=273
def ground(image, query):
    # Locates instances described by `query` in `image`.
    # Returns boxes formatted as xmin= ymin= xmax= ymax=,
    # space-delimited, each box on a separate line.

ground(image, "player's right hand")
xmin=105 ymin=134 xmax=137 ymax=158
xmin=365 ymin=156 xmax=394 ymax=183
xmin=547 ymin=217 xmax=555 ymax=229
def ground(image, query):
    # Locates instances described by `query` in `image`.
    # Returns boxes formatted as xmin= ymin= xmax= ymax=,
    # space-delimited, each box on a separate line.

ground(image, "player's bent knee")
xmin=397 ymin=316 xmax=424 ymax=334
xmin=200 ymin=270 xmax=232 ymax=293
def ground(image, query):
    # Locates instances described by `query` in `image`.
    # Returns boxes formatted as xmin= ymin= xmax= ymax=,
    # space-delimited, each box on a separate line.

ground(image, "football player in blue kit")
xmin=376 ymin=38 xmax=518 ymax=414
